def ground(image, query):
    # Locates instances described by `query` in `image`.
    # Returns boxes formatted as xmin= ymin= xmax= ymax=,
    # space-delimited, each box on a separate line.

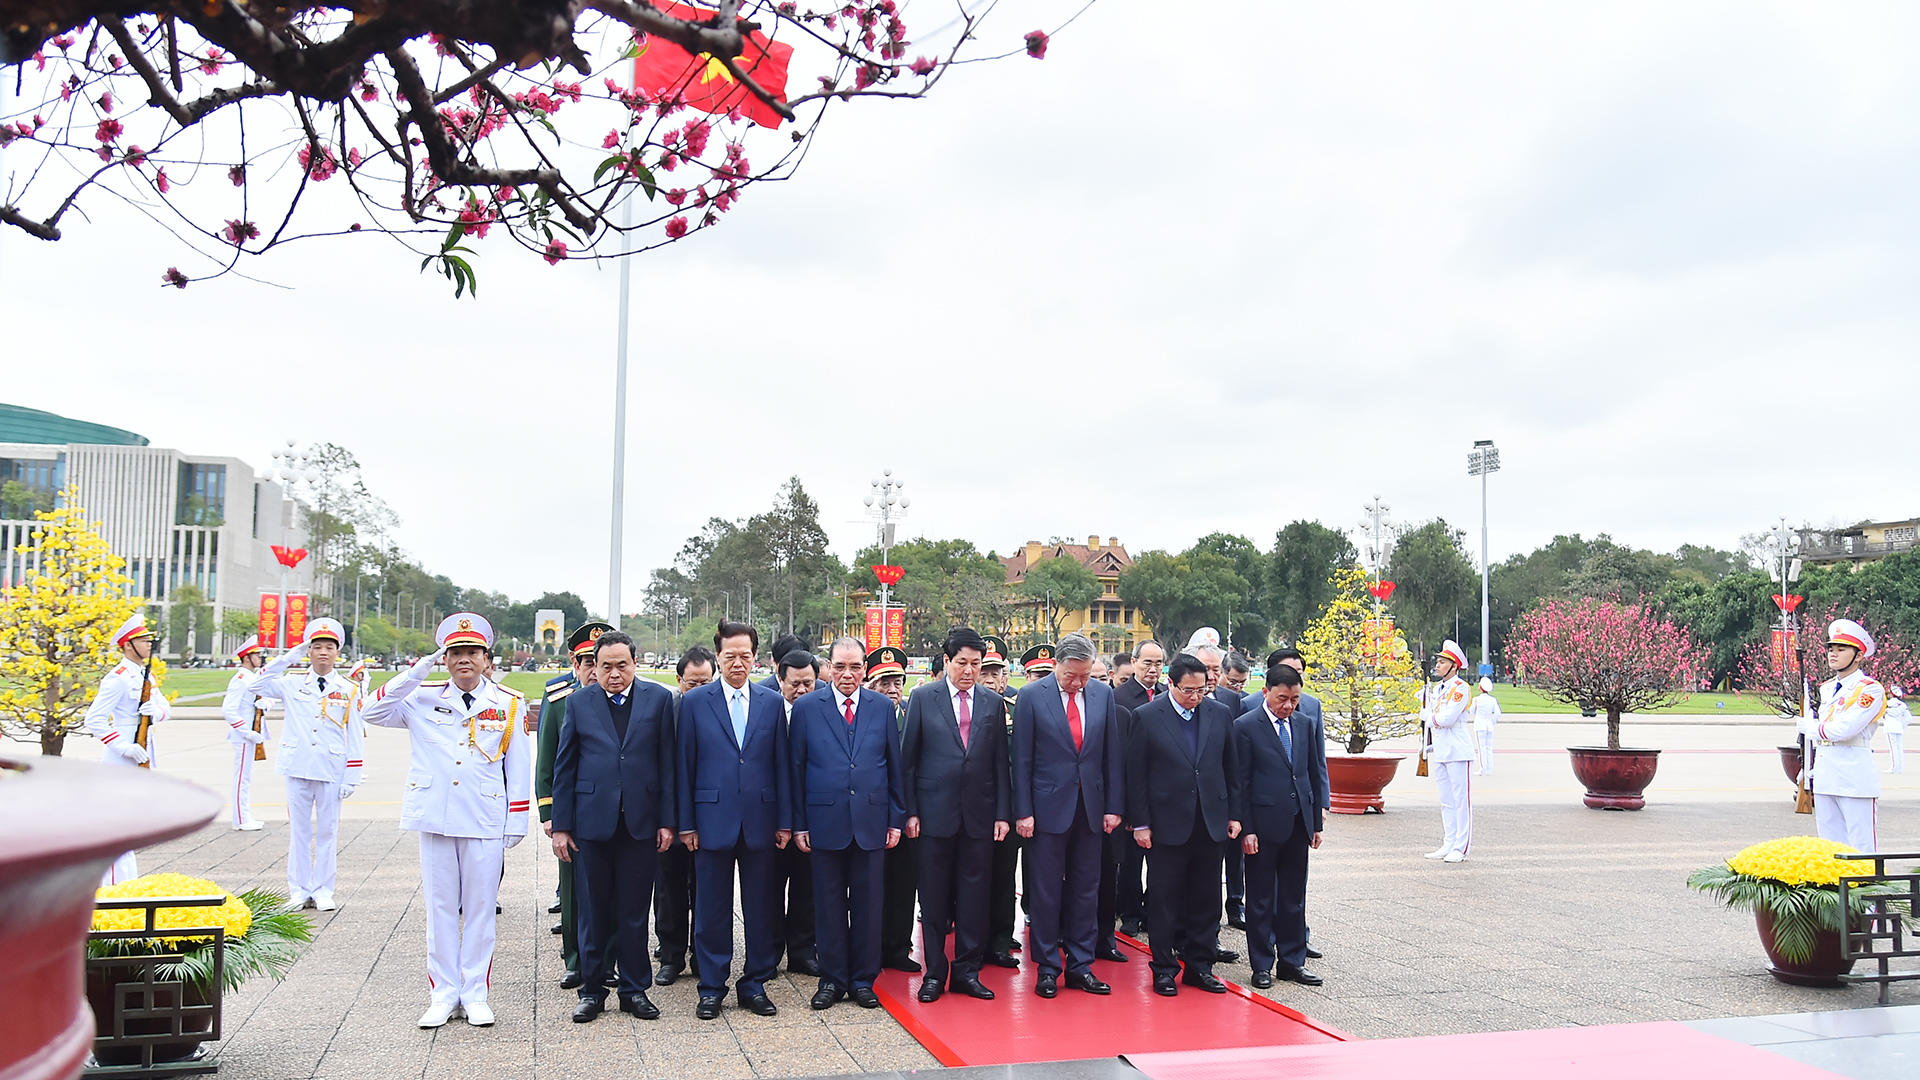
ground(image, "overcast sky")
xmin=4 ymin=1 xmax=1917 ymax=614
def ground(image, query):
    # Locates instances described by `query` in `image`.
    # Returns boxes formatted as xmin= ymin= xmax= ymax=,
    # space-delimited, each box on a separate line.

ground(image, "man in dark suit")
xmin=551 ymin=631 xmax=678 ymax=1023
xmin=1243 ymin=647 xmax=1328 ymax=961
xmin=791 ymin=637 xmax=906 ymax=1010
xmin=677 ymin=621 xmax=791 ymax=1020
xmin=1127 ymin=653 xmax=1242 ymax=997
xmin=1110 ymin=640 xmax=1163 ymax=940
xmin=902 ymin=628 xmax=1009 ymax=1002
xmin=978 ymin=636 xmax=1024 ymax=969
xmin=1013 ymin=632 xmax=1124 ymax=998
xmin=771 ymin=646 xmax=823 ymax=978
xmin=871 ymin=646 xmax=923 ymax=974
xmin=1234 ymin=662 xmax=1326 ymax=987
xmin=654 ymin=645 xmax=714 ymax=986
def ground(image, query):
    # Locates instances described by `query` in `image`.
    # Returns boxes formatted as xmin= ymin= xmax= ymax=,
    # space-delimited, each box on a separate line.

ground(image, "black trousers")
xmin=882 ymin=835 xmax=919 ymax=962
xmin=574 ymin=827 xmax=658 ymax=1003
xmin=1144 ymin=832 xmax=1221 ymax=980
xmin=989 ymin=833 xmax=1022 ymax=952
xmin=918 ymin=832 xmax=993 ymax=984
xmin=1098 ymin=828 xmax=1123 ymax=952
xmin=652 ymin=841 xmax=695 ymax=969
xmin=1222 ymin=838 xmax=1246 ymax=913
xmin=1117 ymin=836 xmax=1147 ymax=924
xmin=771 ymin=840 xmax=817 ymax=968
xmin=811 ymin=843 xmax=886 ymax=990
xmin=1245 ymin=814 xmax=1311 ymax=974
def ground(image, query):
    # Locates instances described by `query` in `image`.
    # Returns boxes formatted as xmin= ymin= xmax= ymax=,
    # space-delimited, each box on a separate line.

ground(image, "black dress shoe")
xmin=811 ymin=982 xmax=846 ymax=1010
xmin=655 ymin=964 xmax=682 ymax=986
xmin=788 ymin=956 xmax=824 ymax=978
xmin=851 ymin=985 xmax=881 ymax=1009
xmin=571 ymin=998 xmax=604 ymax=1023
xmin=884 ymin=954 xmax=923 ymax=973
xmin=1250 ymin=970 xmax=1274 ymax=989
xmin=1096 ymin=945 xmax=1129 ymax=963
xmin=1277 ymin=963 xmax=1324 ymax=986
xmin=1034 ymin=973 xmax=1058 ymax=998
xmin=954 ymin=974 xmax=995 ymax=1000
xmin=917 ymin=980 xmax=944 ymax=1003
xmin=1065 ymin=972 xmax=1111 ymax=995
xmin=549 ymin=922 xmax=563 ymax=935
xmin=1153 ymin=974 xmax=1178 ymax=997
xmin=739 ymin=992 xmax=777 ymax=1016
xmin=559 ymin=969 xmax=583 ymax=990
xmin=1305 ymin=944 xmax=1324 ymax=960
xmin=604 ymin=973 xmax=620 ymax=988
xmin=1183 ymin=971 xmax=1227 ymax=994
xmin=620 ymin=992 xmax=661 ymax=1020
xmin=695 ymin=996 xmax=722 ymax=1020
xmin=986 ymin=951 xmax=1020 ymax=969
xmin=1118 ymin=918 xmax=1143 ymax=937
xmin=1227 ymin=912 xmax=1248 ymax=930
xmin=1212 ymin=948 xmax=1241 ymax=965
xmin=548 ymin=900 xmax=563 ymax=914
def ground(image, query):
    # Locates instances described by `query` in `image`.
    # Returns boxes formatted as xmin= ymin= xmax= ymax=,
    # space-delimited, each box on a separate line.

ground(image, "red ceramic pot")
xmin=0 ymin=755 xmax=220 ymax=1080
xmin=1327 ymin=753 xmax=1405 ymax=814
xmin=1778 ymin=745 xmax=1804 ymax=786
xmin=1755 ymin=907 xmax=1854 ymax=987
xmin=1566 ymin=747 xmax=1661 ymax=810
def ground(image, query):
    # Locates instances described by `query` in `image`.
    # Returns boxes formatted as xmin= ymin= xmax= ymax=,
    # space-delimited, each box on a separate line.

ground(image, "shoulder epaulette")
xmin=545 ymin=673 xmax=575 ymax=689
xmin=547 ymin=684 xmax=576 ymax=701
xmin=422 ymin=680 xmax=449 ymax=688
xmin=498 ymin=684 xmax=526 ymax=700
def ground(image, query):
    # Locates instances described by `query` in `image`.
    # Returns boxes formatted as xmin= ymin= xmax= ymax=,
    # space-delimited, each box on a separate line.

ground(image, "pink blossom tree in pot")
xmin=1506 ymin=597 xmax=1709 ymax=750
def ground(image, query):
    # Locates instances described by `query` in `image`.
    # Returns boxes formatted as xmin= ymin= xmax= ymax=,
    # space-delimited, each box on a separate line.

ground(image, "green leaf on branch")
xmin=420 ymin=247 xmax=479 ymax=299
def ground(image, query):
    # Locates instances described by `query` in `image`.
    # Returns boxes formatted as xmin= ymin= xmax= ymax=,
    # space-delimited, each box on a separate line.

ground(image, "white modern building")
xmin=1 ymin=403 xmax=309 ymax=660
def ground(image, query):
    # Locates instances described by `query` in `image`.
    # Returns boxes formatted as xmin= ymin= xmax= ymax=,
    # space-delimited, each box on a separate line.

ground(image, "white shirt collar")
xmin=834 ymin=686 xmax=859 ymax=712
xmin=1264 ymin=702 xmax=1289 ymax=729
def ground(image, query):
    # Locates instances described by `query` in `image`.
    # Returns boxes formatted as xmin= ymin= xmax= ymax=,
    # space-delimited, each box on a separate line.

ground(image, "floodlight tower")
xmin=864 ymin=471 xmax=910 ymax=613
xmin=1467 ymin=440 xmax=1501 ymax=677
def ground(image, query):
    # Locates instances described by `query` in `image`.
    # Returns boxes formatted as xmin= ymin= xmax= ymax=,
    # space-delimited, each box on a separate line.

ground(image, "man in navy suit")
xmin=902 ymin=628 xmax=1010 ymax=1002
xmin=1244 ymin=647 xmax=1328 ymax=961
xmin=790 ymin=637 xmax=905 ymax=1010
xmin=551 ymin=631 xmax=678 ymax=1023
xmin=1128 ymin=653 xmax=1242 ymax=996
xmin=1013 ymin=632 xmax=1125 ymax=998
xmin=1234 ymin=662 xmax=1326 ymax=987
xmin=677 ymin=621 xmax=791 ymax=1020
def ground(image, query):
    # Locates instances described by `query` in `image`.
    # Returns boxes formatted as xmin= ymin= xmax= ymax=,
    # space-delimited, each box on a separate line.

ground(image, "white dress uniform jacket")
xmin=1884 ymin=698 xmax=1910 ymax=735
xmin=1421 ymin=676 xmax=1475 ymax=763
xmin=1810 ymin=670 xmax=1885 ymax=799
xmin=1471 ymin=692 xmax=1502 ymax=731
xmin=362 ymin=656 xmax=532 ymax=841
xmin=222 ymin=668 xmax=273 ymax=746
xmin=250 ymin=651 xmax=366 ymax=785
xmin=83 ymin=659 xmax=170 ymax=764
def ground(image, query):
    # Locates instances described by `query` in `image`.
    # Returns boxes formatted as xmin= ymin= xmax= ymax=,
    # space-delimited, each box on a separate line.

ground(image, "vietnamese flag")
xmin=633 ymin=2 xmax=793 ymax=129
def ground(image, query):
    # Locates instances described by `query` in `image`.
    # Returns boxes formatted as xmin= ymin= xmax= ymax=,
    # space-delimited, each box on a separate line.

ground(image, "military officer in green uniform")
xmin=535 ymin=621 xmax=614 ymax=989
xmin=869 ymin=646 xmax=923 ymax=972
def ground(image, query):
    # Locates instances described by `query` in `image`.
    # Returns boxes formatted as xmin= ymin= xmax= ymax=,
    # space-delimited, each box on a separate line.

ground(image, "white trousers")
xmin=1888 ymin=733 xmax=1906 ymax=773
xmin=286 ymin=777 xmax=341 ymax=899
xmin=1475 ymin=728 xmax=1495 ymax=774
xmin=230 ymin=743 xmax=259 ymax=827
xmin=420 ymin=832 xmax=505 ymax=1007
xmin=1814 ymin=795 xmax=1877 ymax=854
xmin=102 ymin=851 xmax=139 ymax=886
xmin=100 ymin=737 xmax=148 ymax=886
xmin=1435 ymin=760 xmax=1473 ymax=855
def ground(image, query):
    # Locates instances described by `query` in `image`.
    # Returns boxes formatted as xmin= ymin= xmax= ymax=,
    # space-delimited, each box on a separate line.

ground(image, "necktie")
xmin=730 ymin=689 xmax=748 ymax=744
xmin=461 ymin=690 xmax=473 ymax=710
xmin=1067 ymin=692 xmax=1083 ymax=752
xmin=957 ymin=689 xmax=972 ymax=749
xmin=612 ymin=692 xmax=625 ymax=707
xmin=1146 ymin=685 xmax=1156 ymax=701
xmin=844 ymin=697 xmax=857 ymax=726
xmin=317 ymin=676 xmax=327 ymax=694
xmin=1278 ymin=715 xmax=1293 ymax=762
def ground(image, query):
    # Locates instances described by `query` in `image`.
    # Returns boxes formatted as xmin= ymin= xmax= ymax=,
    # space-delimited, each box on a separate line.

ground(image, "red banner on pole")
xmin=865 ymin=605 xmax=886 ymax=652
xmin=886 ymin=608 xmax=905 ymax=649
xmin=864 ymin=605 xmax=907 ymax=651
xmin=257 ymin=594 xmax=281 ymax=649
xmin=286 ymin=594 xmax=310 ymax=646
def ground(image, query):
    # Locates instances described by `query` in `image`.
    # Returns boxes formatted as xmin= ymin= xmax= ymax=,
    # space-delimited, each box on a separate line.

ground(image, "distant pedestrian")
xmin=1472 ymin=677 xmax=1502 ymax=775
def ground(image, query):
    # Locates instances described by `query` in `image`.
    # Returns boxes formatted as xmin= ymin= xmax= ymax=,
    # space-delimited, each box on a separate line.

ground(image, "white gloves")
xmin=241 ymin=729 xmax=268 ymax=745
xmin=138 ymin=697 xmax=165 ymax=718
xmin=429 ymin=645 xmax=448 ymax=664
xmin=504 ymin=833 xmax=525 ymax=849
xmin=340 ymin=785 xmax=357 ymax=800
xmin=114 ymin=742 xmax=151 ymax=765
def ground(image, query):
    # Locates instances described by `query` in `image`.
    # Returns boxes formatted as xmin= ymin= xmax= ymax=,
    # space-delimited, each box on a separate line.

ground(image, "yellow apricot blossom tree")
xmin=1296 ymin=567 xmax=1422 ymax=754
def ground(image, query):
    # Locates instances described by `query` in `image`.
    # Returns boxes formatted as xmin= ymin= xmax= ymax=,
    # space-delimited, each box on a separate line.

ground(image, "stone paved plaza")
xmin=56 ymin=713 xmax=1920 ymax=1078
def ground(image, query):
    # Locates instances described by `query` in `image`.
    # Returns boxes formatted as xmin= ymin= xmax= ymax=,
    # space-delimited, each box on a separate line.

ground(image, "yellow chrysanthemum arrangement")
xmin=94 ymin=873 xmax=253 ymax=946
xmin=1688 ymin=835 xmax=1888 ymax=965
xmin=88 ymin=873 xmax=313 ymax=993
xmin=1725 ymin=836 xmax=1858 ymax=887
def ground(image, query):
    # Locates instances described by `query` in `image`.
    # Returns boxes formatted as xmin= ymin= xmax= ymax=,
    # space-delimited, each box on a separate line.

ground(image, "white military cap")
xmin=305 ymin=617 xmax=345 ymax=645
xmin=436 ymin=612 xmax=494 ymax=649
xmin=112 ymin=612 xmax=153 ymax=649
xmin=1186 ymin=627 xmax=1222 ymax=652
xmin=1827 ymin=619 xmax=1875 ymax=659
xmin=1479 ymin=676 xmax=1494 ymax=693
xmin=1438 ymin=640 xmax=1469 ymax=669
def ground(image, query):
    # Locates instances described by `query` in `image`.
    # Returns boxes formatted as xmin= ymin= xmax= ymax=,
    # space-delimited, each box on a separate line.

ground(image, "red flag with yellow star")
xmin=633 ymin=2 xmax=793 ymax=129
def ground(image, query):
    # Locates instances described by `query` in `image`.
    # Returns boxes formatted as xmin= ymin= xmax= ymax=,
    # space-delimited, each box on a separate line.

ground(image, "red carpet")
xmin=872 ymin=930 xmax=1345 ymax=1066
xmin=1123 ymin=1022 xmax=1849 ymax=1080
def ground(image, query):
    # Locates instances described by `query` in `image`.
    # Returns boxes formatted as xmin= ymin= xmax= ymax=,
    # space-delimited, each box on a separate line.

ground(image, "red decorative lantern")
xmin=271 ymin=545 xmax=309 ymax=569
xmin=1369 ymin=580 xmax=1397 ymax=602
xmin=1772 ymin=594 xmax=1804 ymax=613
xmin=872 ymin=565 xmax=905 ymax=586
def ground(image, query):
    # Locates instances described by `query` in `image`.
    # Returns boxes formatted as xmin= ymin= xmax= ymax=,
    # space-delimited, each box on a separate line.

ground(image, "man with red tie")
xmin=1013 ymin=632 xmax=1125 ymax=998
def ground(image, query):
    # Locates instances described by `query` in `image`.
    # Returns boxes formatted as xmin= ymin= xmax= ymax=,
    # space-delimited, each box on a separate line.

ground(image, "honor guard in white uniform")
xmin=249 ymin=617 xmax=365 ymax=911
xmin=83 ymin=613 xmax=171 ymax=884
xmin=1884 ymin=685 xmax=1909 ymax=774
xmin=1471 ymin=677 xmax=1502 ymax=775
xmin=362 ymin=613 xmax=531 ymax=1029
xmin=1420 ymin=641 xmax=1475 ymax=863
xmin=1804 ymin=620 xmax=1885 ymax=852
xmin=222 ymin=637 xmax=274 ymax=830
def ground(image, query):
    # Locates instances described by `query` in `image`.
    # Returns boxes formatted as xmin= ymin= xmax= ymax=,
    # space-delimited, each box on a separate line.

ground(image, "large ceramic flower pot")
xmin=1567 ymin=747 xmax=1661 ymax=810
xmin=1778 ymin=745 xmax=1804 ymax=787
xmin=1327 ymin=753 xmax=1405 ymax=814
xmin=0 ymin=755 xmax=219 ymax=1080
xmin=1755 ymin=908 xmax=1854 ymax=987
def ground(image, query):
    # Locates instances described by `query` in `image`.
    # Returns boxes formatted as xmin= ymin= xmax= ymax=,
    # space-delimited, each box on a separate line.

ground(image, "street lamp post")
xmin=863 ymin=470 xmax=910 ymax=639
xmin=1762 ymin=518 xmax=1804 ymax=710
xmin=1358 ymin=495 xmax=1396 ymax=603
xmin=1467 ymin=440 xmax=1501 ymax=677
xmin=608 ymin=193 xmax=634 ymax=632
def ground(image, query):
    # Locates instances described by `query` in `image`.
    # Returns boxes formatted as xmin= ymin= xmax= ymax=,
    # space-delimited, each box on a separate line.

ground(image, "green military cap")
xmin=1021 ymin=643 xmax=1055 ymax=675
xmin=865 ymin=646 xmax=907 ymax=679
xmin=980 ymin=635 xmax=1010 ymax=669
xmin=567 ymin=621 xmax=616 ymax=658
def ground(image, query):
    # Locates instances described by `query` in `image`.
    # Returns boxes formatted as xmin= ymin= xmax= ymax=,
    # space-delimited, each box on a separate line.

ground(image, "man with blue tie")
xmin=678 ymin=621 xmax=791 ymax=1020
xmin=1235 ymin=663 xmax=1326 ymax=988
xmin=551 ymin=630 xmax=678 ymax=1023
xmin=1013 ymin=632 xmax=1125 ymax=998
xmin=790 ymin=636 xmax=906 ymax=1010
xmin=1244 ymin=647 xmax=1329 ymax=962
